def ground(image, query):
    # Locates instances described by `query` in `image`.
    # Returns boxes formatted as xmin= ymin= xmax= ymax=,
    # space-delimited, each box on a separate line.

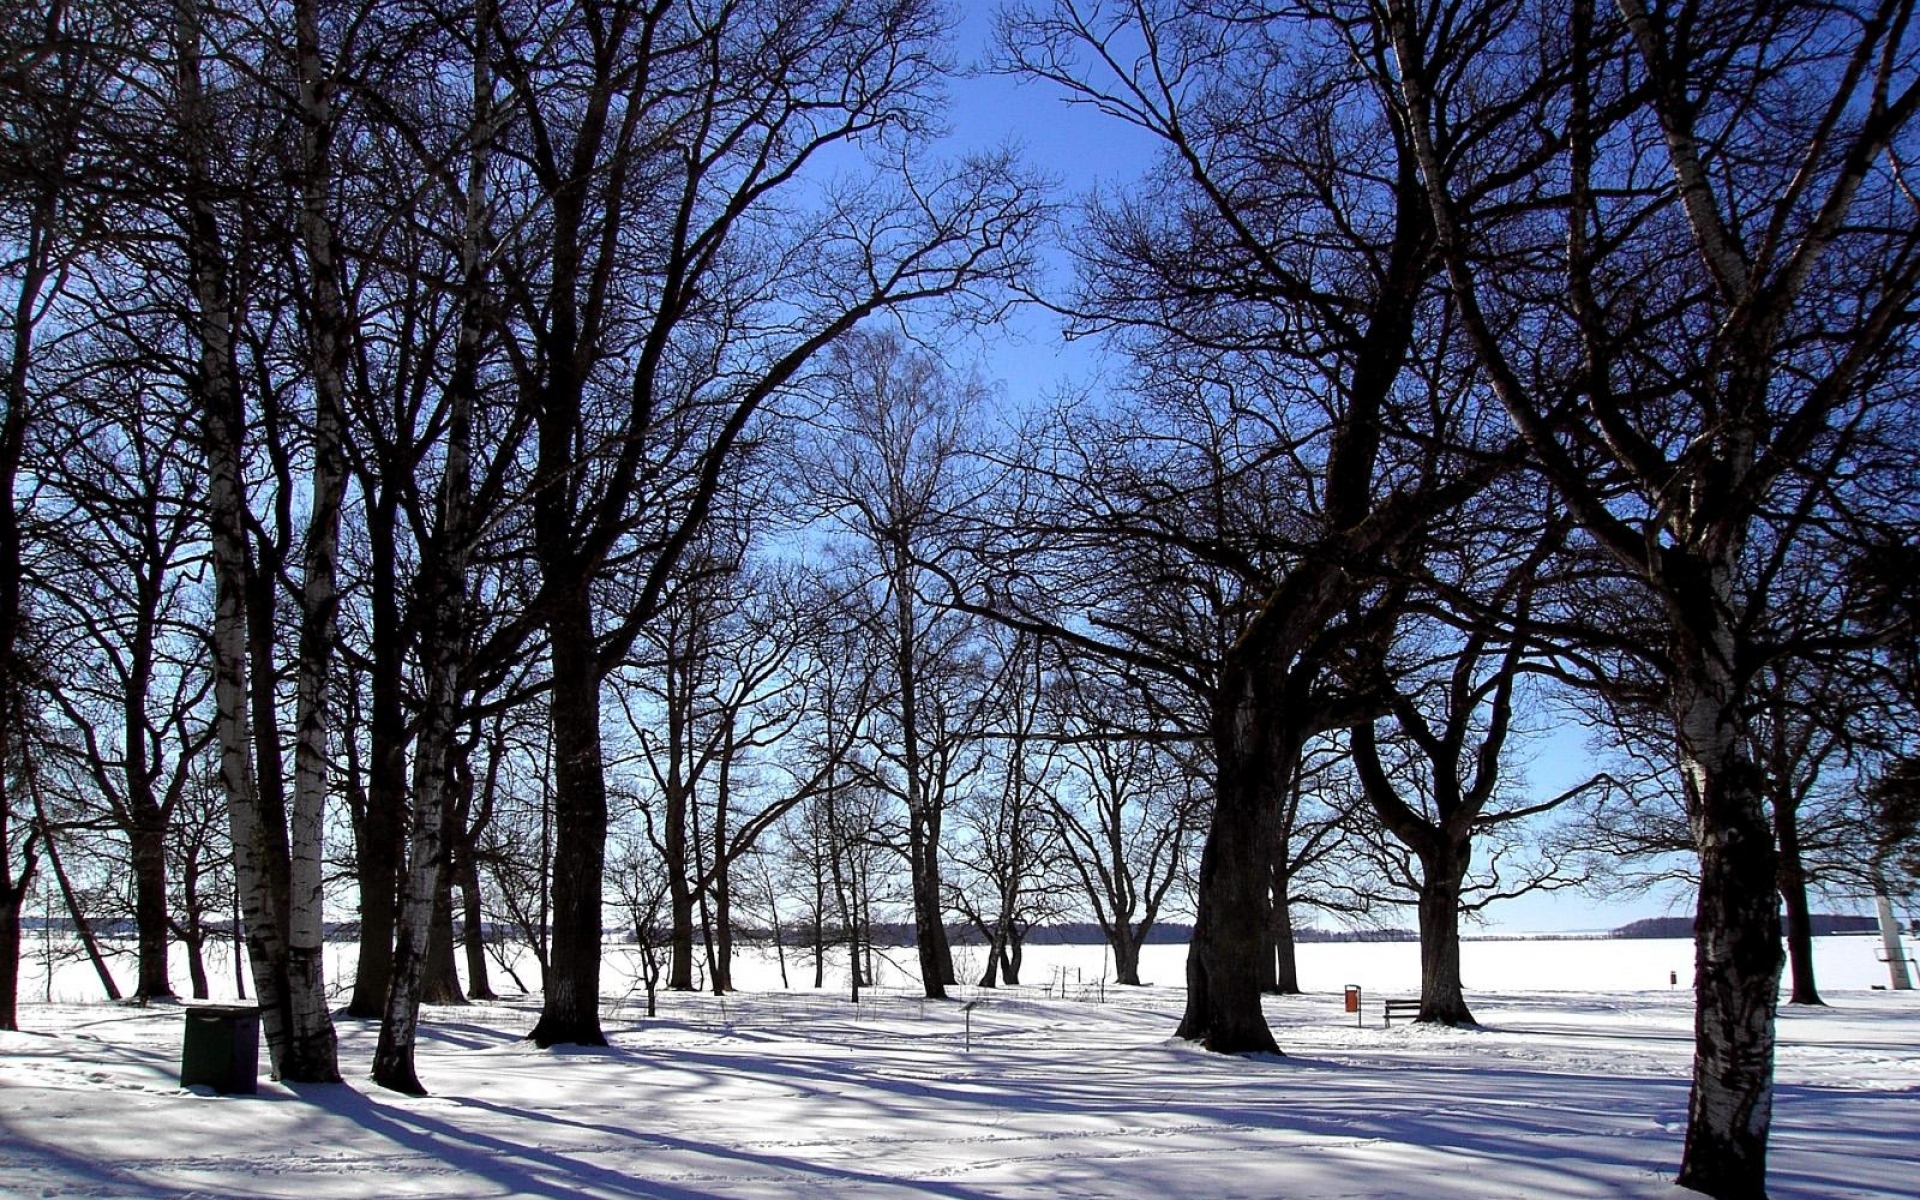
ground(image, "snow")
xmin=2 ymin=937 xmax=1915 ymax=1199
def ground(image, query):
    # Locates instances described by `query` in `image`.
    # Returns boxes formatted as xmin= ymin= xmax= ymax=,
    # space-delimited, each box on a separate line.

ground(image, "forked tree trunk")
xmin=123 ymin=622 xmax=174 ymax=1001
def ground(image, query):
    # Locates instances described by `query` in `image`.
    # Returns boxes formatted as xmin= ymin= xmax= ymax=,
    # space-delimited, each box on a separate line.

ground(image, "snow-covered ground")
xmin=2 ymin=936 xmax=1915 ymax=1199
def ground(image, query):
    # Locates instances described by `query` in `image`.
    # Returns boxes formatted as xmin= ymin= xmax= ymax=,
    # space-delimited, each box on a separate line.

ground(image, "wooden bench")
xmin=1382 ymin=999 xmax=1421 ymax=1026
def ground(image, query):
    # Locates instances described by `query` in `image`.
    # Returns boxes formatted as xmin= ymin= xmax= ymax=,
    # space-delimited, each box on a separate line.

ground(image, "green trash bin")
xmin=180 ymin=1005 xmax=261 ymax=1094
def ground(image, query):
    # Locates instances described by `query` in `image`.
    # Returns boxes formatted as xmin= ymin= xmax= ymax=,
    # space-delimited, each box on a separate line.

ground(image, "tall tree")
xmin=1379 ymin=0 xmax=1920 ymax=1191
xmin=1345 ymin=512 xmax=1593 ymax=1024
xmin=167 ymin=0 xmax=343 ymax=1080
xmin=991 ymin=0 xmax=1511 ymax=1051
xmin=0 ymin=0 xmax=125 ymax=1028
xmin=1043 ymin=666 xmax=1205 ymax=988
xmin=486 ymin=0 xmax=1036 ymax=1046
xmin=805 ymin=330 xmax=992 ymax=998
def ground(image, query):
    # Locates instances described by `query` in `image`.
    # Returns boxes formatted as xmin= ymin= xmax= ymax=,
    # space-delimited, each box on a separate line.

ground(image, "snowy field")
xmin=2 ymin=936 xmax=1915 ymax=1199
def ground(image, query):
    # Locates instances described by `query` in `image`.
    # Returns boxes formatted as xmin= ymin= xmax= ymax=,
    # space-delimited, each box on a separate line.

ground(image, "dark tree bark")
xmin=1776 ymin=803 xmax=1822 ymax=1007
xmin=0 ymin=842 xmax=35 ymax=1030
xmin=1177 ymin=666 xmax=1289 ymax=1053
xmin=1413 ymin=845 xmax=1472 ymax=1025
xmin=504 ymin=0 xmax=1033 ymax=1045
xmin=995 ymin=1 xmax=1499 ymax=1055
xmin=348 ymin=485 xmax=406 ymax=1019
xmin=527 ymin=584 xmax=611 ymax=1047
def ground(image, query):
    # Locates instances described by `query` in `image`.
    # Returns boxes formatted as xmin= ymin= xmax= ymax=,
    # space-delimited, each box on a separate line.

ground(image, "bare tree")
xmin=1043 ymin=666 xmax=1204 ymax=987
xmin=1343 ymin=515 xmax=1598 ymax=1024
xmin=0 ymin=0 xmax=128 ymax=1029
xmin=475 ymin=0 xmax=1036 ymax=1047
xmin=803 ymin=330 xmax=998 ymax=998
xmin=1378 ymin=0 xmax=1920 ymax=1190
xmin=30 ymin=362 xmax=214 ymax=1002
xmin=996 ymin=0 xmax=1510 ymax=1052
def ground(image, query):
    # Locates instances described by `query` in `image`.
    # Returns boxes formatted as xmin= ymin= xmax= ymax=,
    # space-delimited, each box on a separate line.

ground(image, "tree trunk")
xmin=420 ymin=850 xmax=466 ymax=1005
xmin=457 ymin=843 xmax=495 ymax=1001
xmin=371 ymin=721 xmax=452 ymax=1094
xmin=374 ymin=36 xmax=486 ymax=1078
xmin=1176 ymin=668 xmax=1283 ymax=1053
xmin=1271 ymin=875 xmax=1301 ymax=996
xmin=282 ymin=0 xmax=350 ymax=1086
xmin=711 ymin=743 xmax=734 ymax=995
xmin=348 ymin=486 xmax=405 ymax=1019
xmin=528 ymin=583 xmax=609 ymax=1047
xmin=1110 ymin=925 xmax=1142 ymax=987
xmin=663 ymin=630 xmax=697 ymax=991
xmin=183 ymin=932 xmax=210 ymax=1000
xmin=892 ymin=539 xmax=951 ymax=998
xmin=129 ymin=812 xmax=171 ymax=1000
xmin=178 ymin=849 xmax=211 ymax=999
xmin=1415 ymin=843 xmax=1474 ymax=1025
xmin=1774 ymin=802 xmax=1821 ymax=1006
xmin=907 ymin=814 xmax=947 ymax=998
xmin=176 ymin=0 xmax=308 ymax=1077
xmin=0 ymin=867 xmax=30 ymax=1030
xmin=811 ymin=871 xmax=826 ymax=989
xmin=122 ymin=612 xmax=173 ymax=1001
xmin=0 ymin=72 xmax=52 ymax=1038
xmin=666 ymin=774 xmax=695 ymax=990
xmin=1672 ymin=608 xmax=1782 ymax=1200
xmin=978 ymin=930 xmax=1003 ymax=987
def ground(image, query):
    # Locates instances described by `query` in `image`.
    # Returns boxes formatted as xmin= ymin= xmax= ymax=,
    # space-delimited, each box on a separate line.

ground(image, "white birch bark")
xmin=171 ymin=0 xmax=296 ymax=1075
xmin=282 ymin=0 xmax=346 ymax=1082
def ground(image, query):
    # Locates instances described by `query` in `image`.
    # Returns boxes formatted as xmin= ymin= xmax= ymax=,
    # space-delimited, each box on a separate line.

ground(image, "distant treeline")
xmin=1612 ymin=915 xmax=1881 ymax=939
